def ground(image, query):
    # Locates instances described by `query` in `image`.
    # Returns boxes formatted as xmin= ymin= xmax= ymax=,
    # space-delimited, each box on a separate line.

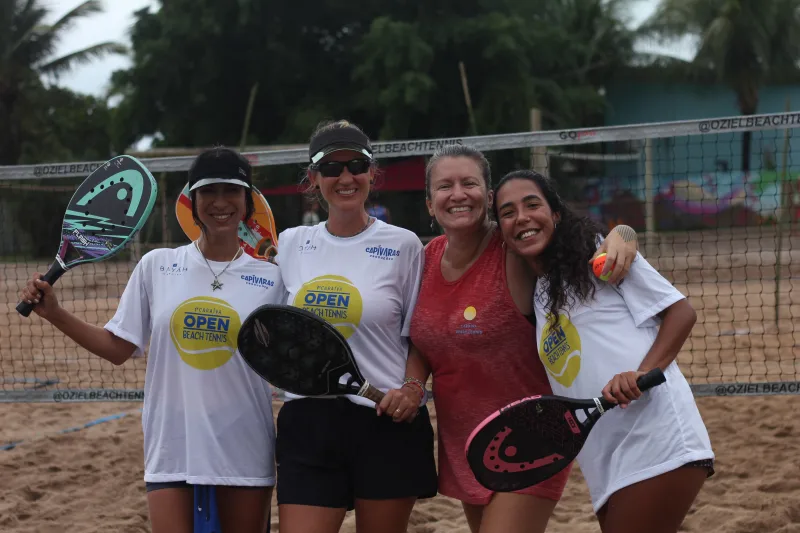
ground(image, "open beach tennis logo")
xmin=539 ymin=313 xmax=581 ymax=387
xmin=293 ymin=275 xmax=363 ymax=339
xmin=170 ymin=296 xmax=242 ymax=370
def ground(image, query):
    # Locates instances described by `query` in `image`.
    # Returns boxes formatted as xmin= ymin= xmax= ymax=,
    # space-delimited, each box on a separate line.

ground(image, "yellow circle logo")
xmin=170 ymin=296 xmax=242 ymax=370
xmin=463 ymin=306 xmax=477 ymax=321
xmin=539 ymin=313 xmax=582 ymax=387
xmin=293 ymin=275 xmax=363 ymax=339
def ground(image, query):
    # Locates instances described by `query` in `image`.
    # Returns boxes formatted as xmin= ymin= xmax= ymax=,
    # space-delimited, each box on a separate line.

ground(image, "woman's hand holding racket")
xmin=20 ymin=274 xmax=62 ymax=320
xmin=601 ymin=370 xmax=648 ymax=409
xmin=377 ymin=386 xmax=421 ymax=422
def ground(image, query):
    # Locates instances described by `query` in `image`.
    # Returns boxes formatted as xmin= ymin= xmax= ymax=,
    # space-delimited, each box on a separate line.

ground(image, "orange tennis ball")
xmin=593 ymin=253 xmax=613 ymax=281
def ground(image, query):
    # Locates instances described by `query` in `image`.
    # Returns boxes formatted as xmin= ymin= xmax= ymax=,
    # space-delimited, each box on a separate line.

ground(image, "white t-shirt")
xmin=275 ymin=220 xmax=423 ymax=407
xmin=105 ymin=243 xmax=287 ymax=486
xmin=533 ymin=250 xmax=714 ymax=512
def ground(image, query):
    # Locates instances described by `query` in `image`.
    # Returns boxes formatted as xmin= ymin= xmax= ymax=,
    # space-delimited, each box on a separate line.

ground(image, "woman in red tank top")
xmin=380 ymin=145 xmax=640 ymax=533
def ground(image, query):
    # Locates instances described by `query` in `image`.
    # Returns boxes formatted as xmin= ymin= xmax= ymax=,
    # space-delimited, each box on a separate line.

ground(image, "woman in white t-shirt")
xmin=490 ymin=169 xmax=715 ymax=533
xmin=19 ymin=147 xmax=285 ymax=533
xmin=272 ymin=120 xmax=438 ymax=533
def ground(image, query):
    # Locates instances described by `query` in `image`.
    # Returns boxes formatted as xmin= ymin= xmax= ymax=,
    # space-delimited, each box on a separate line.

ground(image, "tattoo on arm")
xmin=611 ymin=224 xmax=637 ymax=243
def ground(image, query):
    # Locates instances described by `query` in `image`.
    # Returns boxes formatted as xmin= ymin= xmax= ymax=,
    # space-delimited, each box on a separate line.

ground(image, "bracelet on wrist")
xmin=402 ymin=379 xmax=425 ymax=401
xmin=403 ymin=376 xmax=426 ymax=389
xmin=402 ymin=382 xmax=424 ymax=397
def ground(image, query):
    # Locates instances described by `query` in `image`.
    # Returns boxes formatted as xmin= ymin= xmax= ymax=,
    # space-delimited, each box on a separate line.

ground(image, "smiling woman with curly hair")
xmin=492 ymin=169 xmax=715 ymax=533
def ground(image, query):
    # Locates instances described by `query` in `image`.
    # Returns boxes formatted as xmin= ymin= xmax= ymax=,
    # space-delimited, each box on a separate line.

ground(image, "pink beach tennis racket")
xmin=465 ymin=368 xmax=666 ymax=492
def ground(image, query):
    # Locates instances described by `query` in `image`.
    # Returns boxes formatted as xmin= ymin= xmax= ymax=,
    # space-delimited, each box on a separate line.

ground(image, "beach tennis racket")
xmin=16 ymin=155 xmax=157 ymax=317
xmin=175 ymin=183 xmax=278 ymax=261
xmin=237 ymin=304 xmax=385 ymax=404
xmin=465 ymin=368 xmax=666 ymax=492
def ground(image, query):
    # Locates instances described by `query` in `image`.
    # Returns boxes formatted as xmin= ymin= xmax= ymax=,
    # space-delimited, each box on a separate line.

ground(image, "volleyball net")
xmin=1 ymin=112 xmax=799 ymax=401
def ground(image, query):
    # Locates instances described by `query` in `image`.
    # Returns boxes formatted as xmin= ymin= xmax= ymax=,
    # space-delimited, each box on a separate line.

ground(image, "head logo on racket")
xmin=253 ymin=319 xmax=270 ymax=348
xmin=74 ymin=168 xmax=147 ymax=219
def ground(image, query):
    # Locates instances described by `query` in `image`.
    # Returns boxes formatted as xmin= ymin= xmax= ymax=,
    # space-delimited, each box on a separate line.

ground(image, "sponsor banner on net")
xmin=5 ymin=111 xmax=800 ymax=180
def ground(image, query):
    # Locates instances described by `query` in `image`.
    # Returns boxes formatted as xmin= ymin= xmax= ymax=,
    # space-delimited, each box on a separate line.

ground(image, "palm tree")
xmin=639 ymin=0 xmax=800 ymax=172
xmin=0 ymin=0 xmax=127 ymax=164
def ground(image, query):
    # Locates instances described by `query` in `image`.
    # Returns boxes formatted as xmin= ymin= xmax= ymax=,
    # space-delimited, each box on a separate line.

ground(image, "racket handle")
xmin=360 ymin=384 xmax=386 ymax=404
xmin=15 ymin=261 xmax=67 ymax=318
xmin=597 ymin=368 xmax=666 ymax=412
xmin=636 ymin=367 xmax=666 ymax=392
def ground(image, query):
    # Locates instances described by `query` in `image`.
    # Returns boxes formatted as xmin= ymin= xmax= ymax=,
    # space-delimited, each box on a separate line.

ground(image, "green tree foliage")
xmin=0 ymin=0 xmax=126 ymax=164
xmin=640 ymin=0 xmax=800 ymax=171
xmin=8 ymin=84 xmax=114 ymax=257
xmin=110 ymin=0 xmax=637 ymax=156
xmin=18 ymin=84 xmax=112 ymax=163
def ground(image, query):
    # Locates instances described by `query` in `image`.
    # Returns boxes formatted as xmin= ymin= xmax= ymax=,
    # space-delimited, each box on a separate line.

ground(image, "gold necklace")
xmin=194 ymin=240 xmax=243 ymax=291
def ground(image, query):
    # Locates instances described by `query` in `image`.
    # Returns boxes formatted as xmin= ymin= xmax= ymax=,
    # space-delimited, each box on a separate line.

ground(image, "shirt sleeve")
xmin=104 ymin=255 xmax=152 ymax=357
xmin=400 ymin=243 xmax=425 ymax=337
xmin=616 ymin=252 xmax=686 ymax=328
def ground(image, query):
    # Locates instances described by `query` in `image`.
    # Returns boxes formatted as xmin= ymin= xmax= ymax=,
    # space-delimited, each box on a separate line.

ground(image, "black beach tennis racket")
xmin=237 ymin=304 xmax=385 ymax=404
xmin=465 ymin=368 xmax=666 ymax=492
xmin=16 ymin=155 xmax=157 ymax=317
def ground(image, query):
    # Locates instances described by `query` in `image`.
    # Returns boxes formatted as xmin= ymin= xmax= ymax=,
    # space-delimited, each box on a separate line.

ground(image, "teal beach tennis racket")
xmin=16 ymin=155 xmax=157 ymax=317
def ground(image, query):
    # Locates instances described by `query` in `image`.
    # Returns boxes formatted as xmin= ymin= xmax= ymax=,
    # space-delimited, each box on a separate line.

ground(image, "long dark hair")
xmin=493 ymin=169 xmax=607 ymax=320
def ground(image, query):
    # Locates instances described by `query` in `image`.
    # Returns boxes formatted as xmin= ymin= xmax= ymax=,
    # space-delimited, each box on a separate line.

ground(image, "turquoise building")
xmin=575 ymin=78 xmax=800 ymax=230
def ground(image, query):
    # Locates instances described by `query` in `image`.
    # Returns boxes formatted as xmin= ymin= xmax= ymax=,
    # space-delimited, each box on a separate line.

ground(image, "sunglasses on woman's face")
xmin=314 ymin=159 xmax=372 ymax=178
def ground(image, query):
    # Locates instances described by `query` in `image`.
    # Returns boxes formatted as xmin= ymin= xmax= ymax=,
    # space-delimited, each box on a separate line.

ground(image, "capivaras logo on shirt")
xmin=241 ymin=274 xmax=275 ymax=289
xmin=293 ymin=275 xmax=363 ymax=339
xmin=539 ymin=313 xmax=581 ymax=387
xmin=170 ymin=296 xmax=242 ymax=370
xmin=365 ymin=245 xmax=400 ymax=261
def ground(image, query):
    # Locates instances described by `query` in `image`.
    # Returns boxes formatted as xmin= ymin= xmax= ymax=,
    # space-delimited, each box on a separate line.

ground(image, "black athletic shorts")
xmin=275 ymin=397 xmax=438 ymax=510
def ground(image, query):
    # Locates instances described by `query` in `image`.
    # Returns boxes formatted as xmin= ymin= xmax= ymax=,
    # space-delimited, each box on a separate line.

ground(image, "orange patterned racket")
xmin=175 ymin=183 xmax=278 ymax=261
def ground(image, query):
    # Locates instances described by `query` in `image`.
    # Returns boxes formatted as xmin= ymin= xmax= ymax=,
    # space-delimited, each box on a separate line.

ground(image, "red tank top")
xmin=410 ymin=231 xmax=567 ymax=504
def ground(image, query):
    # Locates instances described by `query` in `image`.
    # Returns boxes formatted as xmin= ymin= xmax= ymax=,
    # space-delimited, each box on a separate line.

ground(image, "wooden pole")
xmin=529 ymin=108 xmax=548 ymax=176
xmin=459 ymin=62 xmax=478 ymax=136
xmin=775 ymin=97 xmax=791 ymax=325
xmin=240 ymin=83 xmax=259 ymax=151
xmin=644 ymin=137 xmax=656 ymax=254
xmin=160 ymin=173 xmax=168 ymax=246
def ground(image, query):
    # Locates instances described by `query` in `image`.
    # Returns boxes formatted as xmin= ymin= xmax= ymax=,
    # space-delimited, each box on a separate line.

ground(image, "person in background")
xmin=302 ymin=198 xmax=321 ymax=226
xmin=367 ymin=201 xmax=391 ymax=223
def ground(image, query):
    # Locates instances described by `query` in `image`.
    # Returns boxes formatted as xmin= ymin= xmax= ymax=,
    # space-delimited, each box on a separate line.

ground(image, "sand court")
xmin=1 ymin=225 xmax=799 ymax=531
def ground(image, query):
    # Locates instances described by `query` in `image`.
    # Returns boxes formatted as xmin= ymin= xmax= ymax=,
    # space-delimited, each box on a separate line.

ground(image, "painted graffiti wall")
xmin=567 ymin=80 xmax=800 ymax=230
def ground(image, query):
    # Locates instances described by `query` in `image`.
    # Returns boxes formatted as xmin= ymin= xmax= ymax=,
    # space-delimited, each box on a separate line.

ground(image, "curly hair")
xmin=493 ymin=169 xmax=607 ymax=321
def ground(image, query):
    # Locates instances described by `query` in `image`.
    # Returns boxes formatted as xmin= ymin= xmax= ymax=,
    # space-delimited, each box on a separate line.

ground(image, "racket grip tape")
xmin=361 ymin=384 xmax=386 ymax=404
xmin=636 ymin=368 xmax=666 ymax=392
xmin=15 ymin=261 xmax=67 ymax=318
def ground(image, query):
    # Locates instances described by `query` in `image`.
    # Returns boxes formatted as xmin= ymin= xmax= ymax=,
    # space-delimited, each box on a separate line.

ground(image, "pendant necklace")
xmin=194 ymin=240 xmax=242 ymax=291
